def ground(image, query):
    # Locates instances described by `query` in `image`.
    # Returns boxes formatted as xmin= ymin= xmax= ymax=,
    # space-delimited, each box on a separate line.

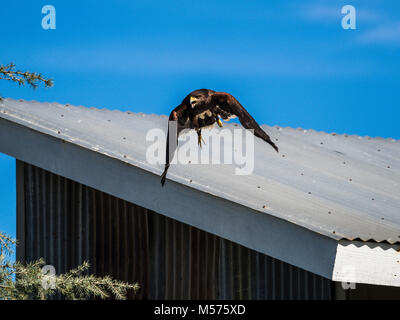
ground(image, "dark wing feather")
xmin=160 ymin=102 xmax=190 ymax=186
xmin=211 ymin=92 xmax=279 ymax=152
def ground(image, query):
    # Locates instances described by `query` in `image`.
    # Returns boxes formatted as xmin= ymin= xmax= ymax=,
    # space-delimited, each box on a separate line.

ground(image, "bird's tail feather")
xmin=160 ymin=163 xmax=169 ymax=186
xmin=255 ymin=131 xmax=279 ymax=152
xmin=239 ymin=111 xmax=279 ymax=153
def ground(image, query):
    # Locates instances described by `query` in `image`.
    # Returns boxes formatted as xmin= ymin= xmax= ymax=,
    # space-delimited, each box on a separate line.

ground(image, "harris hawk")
xmin=160 ymin=89 xmax=279 ymax=186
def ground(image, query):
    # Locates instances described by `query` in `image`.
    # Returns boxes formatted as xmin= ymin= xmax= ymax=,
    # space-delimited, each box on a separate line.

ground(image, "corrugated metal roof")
xmin=1 ymin=98 xmax=399 ymax=244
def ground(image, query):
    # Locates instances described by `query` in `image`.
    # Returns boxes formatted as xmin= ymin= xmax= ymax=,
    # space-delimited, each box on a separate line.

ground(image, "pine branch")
xmin=0 ymin=62 xmax=53 ymax=100
xmin=0 ymin=232 xmax=140 ymax=300
xmin=0 ymin=63 xmax=53 ymax=89
xmin=0 ymin=232 xmax=16 ymax=257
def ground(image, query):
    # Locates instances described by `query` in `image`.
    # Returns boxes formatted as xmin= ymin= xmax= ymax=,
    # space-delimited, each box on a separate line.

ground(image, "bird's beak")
xmin=190 ymin=96 xmax=198 ymax=105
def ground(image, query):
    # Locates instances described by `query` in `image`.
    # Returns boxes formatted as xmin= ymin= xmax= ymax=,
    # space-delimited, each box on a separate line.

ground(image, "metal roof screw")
xmin=308 ymin=191 xmax=311 ymax=194
xmin=320 ymin=142 xmax=323 ymax=145
xmin=123 ymin=155 xmax=127 ymax=158
xmin=381 ymin=217 xmax=384 ymax=220
xmin=300 ymin=173 xmax=304 ymax=176
xmin=371 ymin=198 xmax=375 ymax=201
xmin=377 ymin=149 xmax=381 ymax=152
xmin=349 ymin=178 xmax=352 ymax=182
xmin=57 ymin=130 xmax=60 ymax=134
xmin=190 ymin=179 xmax=192 ymax=183
xmin=257 ymin=186 xmax=261 ymax=189
xmin=343 ymin=162 xmax=346 ymax=164
xmin=107 ymin=120 xmax=111 ymax=122
xmin=387 ymin=166 xmax=390 ymax=169
xmin=122 ymin=137 xmax=126 ymax=140
xmin=282 ymin=155 xmax=285 ymax=158
xmin=328 ymin=211 xmax=332 ymax=214
xmin=262 ymin=205 xmax=266 ymax=208
xmin=332 ymin=231 xmax=336 ymax=234
xmin=61 ymin=114 xmax=64 ymax=117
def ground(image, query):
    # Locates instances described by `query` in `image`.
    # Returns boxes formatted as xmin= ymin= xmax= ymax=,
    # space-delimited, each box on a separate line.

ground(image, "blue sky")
xmin=1 ymin=0 xmax=399 ymax=238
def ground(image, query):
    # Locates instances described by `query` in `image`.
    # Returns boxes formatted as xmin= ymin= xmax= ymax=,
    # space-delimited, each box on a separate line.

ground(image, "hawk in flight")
xmin=160 ymin=89 xmax=279 ymax=186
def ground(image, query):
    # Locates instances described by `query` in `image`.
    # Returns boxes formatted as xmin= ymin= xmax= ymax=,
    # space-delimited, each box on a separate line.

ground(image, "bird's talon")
xmin=198 ymin=135 xmax=206 ymax=148
xmin=217 ymin=119 xmax=223 ymax=127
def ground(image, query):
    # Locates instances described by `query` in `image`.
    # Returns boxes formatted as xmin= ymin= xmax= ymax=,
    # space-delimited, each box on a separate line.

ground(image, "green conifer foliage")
xmin=0 ymin=232 xmax=139 ymax=300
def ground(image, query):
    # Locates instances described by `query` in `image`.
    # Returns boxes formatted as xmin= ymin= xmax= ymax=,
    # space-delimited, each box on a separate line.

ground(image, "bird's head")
xmin=188 ymin=89 xmax=209 ymax=108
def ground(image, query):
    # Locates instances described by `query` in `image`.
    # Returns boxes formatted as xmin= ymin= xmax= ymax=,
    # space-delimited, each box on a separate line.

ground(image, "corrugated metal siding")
xmin=219 ymin=240 xmax=331 ymax=299
xmin=148 ymin=213 xmax=220 ymax=299
xmin=3 ymin=98 xmax=400 ymax=243
xmin=23 ymin=163 xmax=149 ymax=299
xmin=19 ymin=162 xmax=332 ymax=300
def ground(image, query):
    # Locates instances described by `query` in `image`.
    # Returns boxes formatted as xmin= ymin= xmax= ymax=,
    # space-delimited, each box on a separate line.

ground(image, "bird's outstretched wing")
xmin=160 ymin=103 xmax=190 ymax=186
xmin=211 ymin=92 xmax=279 ymax=152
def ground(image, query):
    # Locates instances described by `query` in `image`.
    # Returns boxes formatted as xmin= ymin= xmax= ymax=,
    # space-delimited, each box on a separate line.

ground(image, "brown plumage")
xmin=160 ymin=89 xmax=279 ymax=186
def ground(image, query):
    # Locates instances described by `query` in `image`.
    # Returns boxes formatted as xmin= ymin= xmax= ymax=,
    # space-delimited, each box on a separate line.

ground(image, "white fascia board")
xmin=332 ymin=240 xmax=400 ymax=287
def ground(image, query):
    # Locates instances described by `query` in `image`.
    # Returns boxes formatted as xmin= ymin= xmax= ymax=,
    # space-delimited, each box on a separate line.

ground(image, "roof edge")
xmin=2 ymin=97 xmax=399 ymax=142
